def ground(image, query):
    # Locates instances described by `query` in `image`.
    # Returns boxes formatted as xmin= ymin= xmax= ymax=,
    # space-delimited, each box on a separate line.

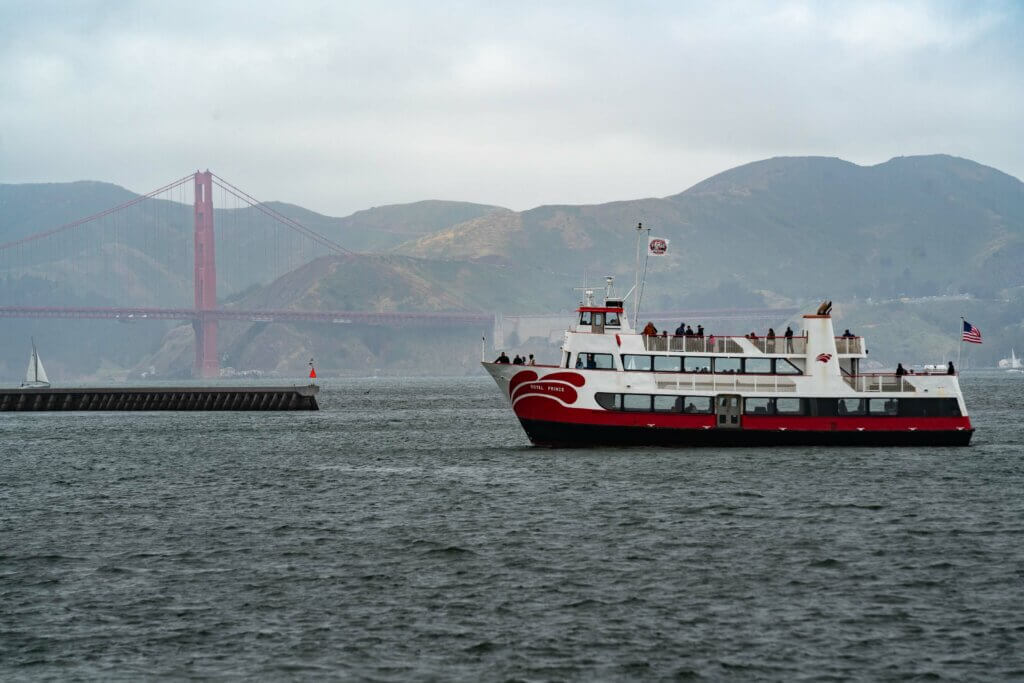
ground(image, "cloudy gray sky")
xmin=1 ymin=1 xmax=1021 ymax=216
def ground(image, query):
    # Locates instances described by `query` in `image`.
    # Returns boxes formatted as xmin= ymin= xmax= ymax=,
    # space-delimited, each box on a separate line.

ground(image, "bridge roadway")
xmin=0 ymin=306 xmax=493 ymax=326
xmin=0 ymin=305 xmax=800 ymax=325
xmin=0 ymin=305 xmax=801 ymax=348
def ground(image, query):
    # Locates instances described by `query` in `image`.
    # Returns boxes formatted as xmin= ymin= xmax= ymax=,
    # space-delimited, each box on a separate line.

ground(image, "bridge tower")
xmin=193 ymin=170 xmax=219 ymax=378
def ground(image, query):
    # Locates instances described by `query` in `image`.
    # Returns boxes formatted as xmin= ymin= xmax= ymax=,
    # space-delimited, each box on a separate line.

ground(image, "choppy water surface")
xmin=2 ymin=374 xmax=1023 ymax=680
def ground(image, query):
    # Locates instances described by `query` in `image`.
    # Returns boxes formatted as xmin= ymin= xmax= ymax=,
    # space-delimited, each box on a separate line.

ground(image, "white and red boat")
xmin=484 ymin=284 xmax=973 ymax=447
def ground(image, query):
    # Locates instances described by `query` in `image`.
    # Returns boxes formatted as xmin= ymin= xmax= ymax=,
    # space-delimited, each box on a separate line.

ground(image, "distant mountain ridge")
xmin=3 ymin=154 xmax=1023 ymax=377
xmin=397 ymin=154 xmax=1024 ymax=306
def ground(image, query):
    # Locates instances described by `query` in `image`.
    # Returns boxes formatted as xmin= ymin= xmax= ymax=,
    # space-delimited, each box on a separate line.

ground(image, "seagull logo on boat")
xmin=816 ymin=353 xmax=832 ymax=363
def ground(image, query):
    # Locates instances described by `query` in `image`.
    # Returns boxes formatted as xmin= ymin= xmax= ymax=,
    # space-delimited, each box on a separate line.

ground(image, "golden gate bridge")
xmin=0 ymin=170 xmax=796 ymax=377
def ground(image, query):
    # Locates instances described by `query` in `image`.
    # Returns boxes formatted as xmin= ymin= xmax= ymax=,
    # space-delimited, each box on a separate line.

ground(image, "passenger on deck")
xmin=947 ymin=361 xmax=955 ymax=375
xmin=696 ymin=325 xmax=704 ymax=337
xmin=685 ymin=325 xmax=694 ymax=336
xmin=895 ymin=363 xmax=907 ymax=377
xmin=528 ymin=354 xmax=536 ymax=366
xmin=748 ymin=331 xmax=758 ymax=340
xmin=766 ymin=328 xmax=776 ymax=353
xmin=642 ymin=322 xmax=658 ymax=336
xmin=495 ymin=351 xmax=510 ymax=364
xmin=674 ymin=322 xmax=686 ymax=336
xmin=512 ymin=355 xmax=524 ymax=365
xmin=842 ymin=329 xmax=855 ymax=338
xmin=784 ymin=326 xmax=794 ymax=352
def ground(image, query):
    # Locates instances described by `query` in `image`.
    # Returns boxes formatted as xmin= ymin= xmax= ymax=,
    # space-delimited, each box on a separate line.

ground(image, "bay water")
xmin=2 ymin=374 xmax=1023 ymax=679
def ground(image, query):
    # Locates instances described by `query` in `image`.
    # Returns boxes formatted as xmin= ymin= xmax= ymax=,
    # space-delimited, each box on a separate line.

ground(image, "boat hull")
xmin=519 ymin=418 xmax=974 ymax=448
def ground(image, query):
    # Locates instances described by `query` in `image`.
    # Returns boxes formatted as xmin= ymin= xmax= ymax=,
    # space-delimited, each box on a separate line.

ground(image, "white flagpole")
xmin=633 ymin=223 xmax=644 ymax=327
xmin=957 ymin=317 xmax=964 ymax=370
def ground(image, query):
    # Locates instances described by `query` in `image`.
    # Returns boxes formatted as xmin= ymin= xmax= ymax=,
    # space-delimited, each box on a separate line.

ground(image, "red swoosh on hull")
xmin=511 ymin=382 xmax=579 ymax=405
xmin=508 ymin=370 xmax=539 ymax=397
xmin=539 ymin=372 xmax=586 ymax=388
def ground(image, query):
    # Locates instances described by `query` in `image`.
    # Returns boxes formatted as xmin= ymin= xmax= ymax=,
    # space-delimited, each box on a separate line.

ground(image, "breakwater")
xmin=0 ymin=385 xmax=319 ymax=411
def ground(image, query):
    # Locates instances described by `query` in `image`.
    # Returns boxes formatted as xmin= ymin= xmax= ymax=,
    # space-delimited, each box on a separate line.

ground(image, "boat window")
xmin=622 ymin=354 xmax=652 ymax=371
xmin=898 ymin=398 xmax=961 ymax=417
xmin=579 ymin=311 xmax=593 ymax=325
xmin=682 ymin=396 xmax=713 ymax=413
xmin=653 ymin=395 xmax=681 ymax=412
xmin=837 ymin=398 xmax=866 ymax=415
xmin=653 ymin=356 xmax=682 ymax=372
xmin=775 ymin=359 xmax=803 ymax=375
xmin=622 ymin=394 xmax=652 ymax=411
xmin=606 ymin=311 xmax=621 ymax=326
xmin=575 ymin=353 xmax=615 ymax=370
xmin=775 ymin=398 xmax=804 ymax=415
xmin=744 ymin=397 xmax=773 ymax=414
xmin=683 ymin=356 xmax=711 ymax=373
xmin=745 ymin=358 xmax=772 ymax=374
xmin=809 ymin=398 xmax=837 ymax=417
xmin=595 ymin=392 xmax=620 ymax=410
xmin=869 ymin=398 xmax=898 ymax=416
xmin=714 ymin=357 xmax=743 ymax=374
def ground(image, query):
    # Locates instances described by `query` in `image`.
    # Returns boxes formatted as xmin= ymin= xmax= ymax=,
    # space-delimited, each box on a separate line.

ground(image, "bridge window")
xmin=869 ymin=398 xmax=898 ymax=416
xmin=683 ymin=356 xmax=711 ymax=373
xmin=745 ymin=358 xmax=772 ymax=374
xmin=579 ymin=311 xmax=593 ymax=325
xmin=606 ymin=311 xmax=621 ymax=327
xmin=653 ymin=356 xmax=682 ymax=372
xmin=622 ymin=354 xmax=652 ymax=371
xmin=622 ymin=394 xmax=652 ymax=411
xmin=714 ymin=357 xmax=743 ymax=374
xmin=653 ymin=395 xmax=681 ymax=412
xmin=575 ymin=353 xmax=614 ymax=370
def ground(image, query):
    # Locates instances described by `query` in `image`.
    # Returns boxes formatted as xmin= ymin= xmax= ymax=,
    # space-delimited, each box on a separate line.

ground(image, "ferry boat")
xmin=484 ymin=282 xmax=973 ymax=447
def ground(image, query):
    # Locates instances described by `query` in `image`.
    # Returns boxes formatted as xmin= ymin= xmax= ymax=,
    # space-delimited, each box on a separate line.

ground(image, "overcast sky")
xmin=1 ymin=1 xmax=1021 ymax=216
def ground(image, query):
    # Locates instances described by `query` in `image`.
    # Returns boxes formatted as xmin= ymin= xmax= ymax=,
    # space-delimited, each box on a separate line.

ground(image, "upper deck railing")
xmin=641 ymin=334 xmax=807 ymax=355
xmin=843 ymin=374 xmax=934 ymax=393
xmin=834 ymin=337 xmax=864 ymax=354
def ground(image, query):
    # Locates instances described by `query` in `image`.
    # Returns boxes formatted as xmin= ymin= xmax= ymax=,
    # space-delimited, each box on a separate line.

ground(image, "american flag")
xmin=962 ymin=320 xmax=983 ymax=344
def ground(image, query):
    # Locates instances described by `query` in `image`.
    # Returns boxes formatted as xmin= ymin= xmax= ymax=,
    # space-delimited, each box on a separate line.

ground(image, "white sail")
xmin=1013 ymin=349 xmax=1022 ymax=369
xmin=23 ymin=340 xmax=50 ymax=386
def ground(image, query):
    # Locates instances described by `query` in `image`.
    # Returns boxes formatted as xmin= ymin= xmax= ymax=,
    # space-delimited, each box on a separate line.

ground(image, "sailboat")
xmin=999 ymin=348 xmax=1023 ymax=374
xmin=21 ymin=338 xmax=50 ymax=388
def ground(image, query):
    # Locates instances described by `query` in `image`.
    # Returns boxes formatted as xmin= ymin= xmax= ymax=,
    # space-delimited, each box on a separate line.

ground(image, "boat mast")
xmin=633 ymin=222 xmax=648 ymax=327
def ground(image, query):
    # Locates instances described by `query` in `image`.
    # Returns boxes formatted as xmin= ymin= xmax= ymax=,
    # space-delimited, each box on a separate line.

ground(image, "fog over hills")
xmin=2 ymin=154 xmax=1022 ymax=379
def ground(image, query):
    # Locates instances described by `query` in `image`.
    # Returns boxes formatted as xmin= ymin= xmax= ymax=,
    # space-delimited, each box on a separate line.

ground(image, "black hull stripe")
xmin=520 ymin=419 xmax=974 ymax=448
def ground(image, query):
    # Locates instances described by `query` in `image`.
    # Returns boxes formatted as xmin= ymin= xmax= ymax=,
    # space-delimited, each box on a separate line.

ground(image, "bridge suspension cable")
xmin=209 ymin=173 xmax=351 ymax=255
xmin=0 ymin=173 xmax=196 ymax=252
